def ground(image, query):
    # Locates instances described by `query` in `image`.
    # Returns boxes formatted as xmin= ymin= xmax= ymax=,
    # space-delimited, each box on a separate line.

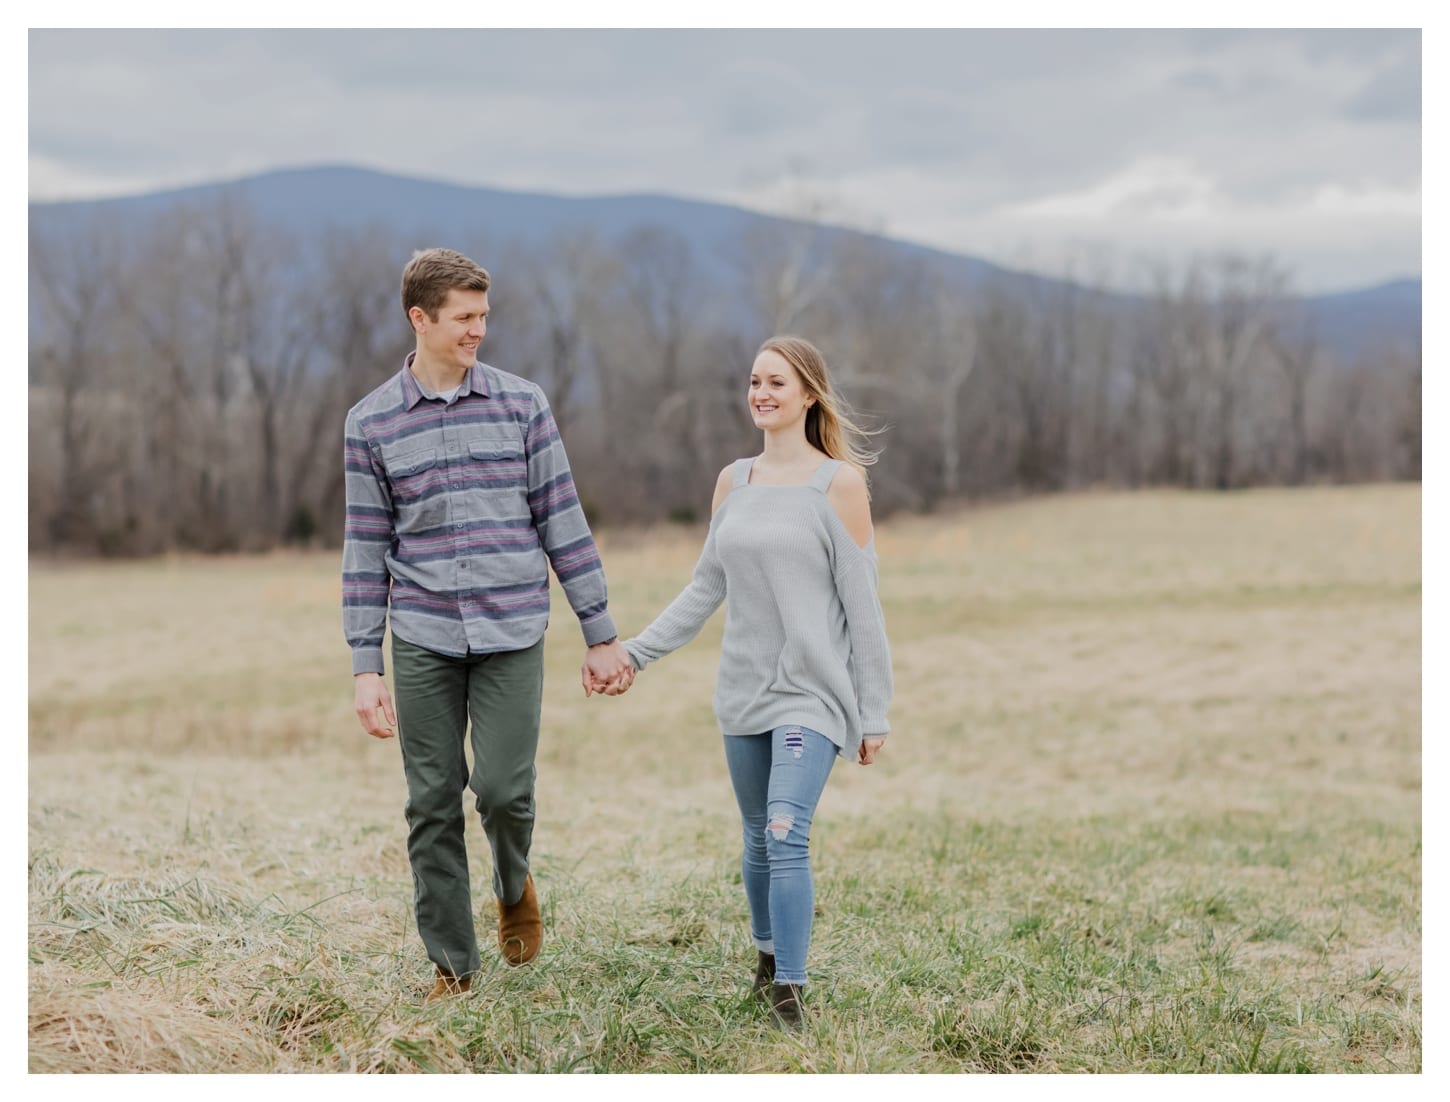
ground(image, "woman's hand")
xmin=858 ymin=737 xmax=886 ymax=765
xmin=582 ymin=640 xmax=636 ymax=697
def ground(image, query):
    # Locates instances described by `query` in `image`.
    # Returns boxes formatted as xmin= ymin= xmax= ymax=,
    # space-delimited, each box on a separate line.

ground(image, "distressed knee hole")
xmin=784 ymin=729 xmax=805 ymax=758
xmin=767 ymin=814 xmax=795 ymax=841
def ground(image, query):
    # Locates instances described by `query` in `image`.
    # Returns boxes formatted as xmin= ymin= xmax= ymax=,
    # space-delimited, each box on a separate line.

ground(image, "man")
xmin=342 ymin=248 xmax=633 ymax=1004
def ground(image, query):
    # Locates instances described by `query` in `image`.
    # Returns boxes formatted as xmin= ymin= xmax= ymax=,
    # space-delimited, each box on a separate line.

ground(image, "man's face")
xmin=413 ymin=288 xmax=489 ymax=372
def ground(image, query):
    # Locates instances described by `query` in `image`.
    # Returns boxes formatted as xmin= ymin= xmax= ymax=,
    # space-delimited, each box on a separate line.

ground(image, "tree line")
xmin=28 ymin=196 xmax=1420 ymax=555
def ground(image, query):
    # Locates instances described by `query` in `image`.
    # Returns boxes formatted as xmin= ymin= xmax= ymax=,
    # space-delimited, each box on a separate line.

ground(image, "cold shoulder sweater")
xmin=622 ymin=457 xmax=893 ymax=758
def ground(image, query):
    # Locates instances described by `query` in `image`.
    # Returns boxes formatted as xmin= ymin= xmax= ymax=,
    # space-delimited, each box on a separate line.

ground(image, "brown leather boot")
xmin=497 ymin=873 xmax=543 ymax=966
xmin=751 ymin=951 xmax=776 ymax=1002
xmin=770 ymin=982 xmax=805 ymax=1030
xmin=423 ymin=966 xmax=471 ymax=1005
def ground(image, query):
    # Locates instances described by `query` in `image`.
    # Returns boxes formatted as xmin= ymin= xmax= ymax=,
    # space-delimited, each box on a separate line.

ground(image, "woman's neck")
xmin=760 ymin=426 xmax=823 ymax=467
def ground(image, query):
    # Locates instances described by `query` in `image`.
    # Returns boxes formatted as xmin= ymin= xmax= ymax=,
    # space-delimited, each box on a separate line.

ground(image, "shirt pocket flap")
xmin=469 ymin=440 xmax=525 ymax=461
xmin=387 ymin=449 xmax=440 ymax=477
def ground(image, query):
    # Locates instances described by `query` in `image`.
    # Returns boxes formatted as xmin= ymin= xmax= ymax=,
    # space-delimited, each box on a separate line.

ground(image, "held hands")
xmin=582 ymin=640 xmax=636 ymax=698
xmin=354 ymin=673 xmax=397 ymax=739
xmin=858 ymin=736 xmax=886 ymax=765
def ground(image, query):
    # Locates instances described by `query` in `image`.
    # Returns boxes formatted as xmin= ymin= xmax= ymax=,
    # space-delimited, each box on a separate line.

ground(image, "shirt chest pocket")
xmin=466 ymin=437 xmax=528 ymax=491
xmin=380 ymin=447 xmax=441 ymax=500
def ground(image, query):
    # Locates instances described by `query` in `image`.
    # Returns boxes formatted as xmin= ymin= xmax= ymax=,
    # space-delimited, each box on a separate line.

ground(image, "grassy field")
xmin=28 ymin=485 xmax=1421 ymax=1073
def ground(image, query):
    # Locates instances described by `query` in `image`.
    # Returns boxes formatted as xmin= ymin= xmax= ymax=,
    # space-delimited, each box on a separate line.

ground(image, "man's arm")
xmin=342 ymin=410 xmax=398 ymax=736
xmin=523 ymin=388 xmax=632 ymax=695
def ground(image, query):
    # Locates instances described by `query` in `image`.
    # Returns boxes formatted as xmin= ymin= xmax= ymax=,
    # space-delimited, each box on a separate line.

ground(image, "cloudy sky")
xmin=27 ymin=27 xmax=1421 ymax=294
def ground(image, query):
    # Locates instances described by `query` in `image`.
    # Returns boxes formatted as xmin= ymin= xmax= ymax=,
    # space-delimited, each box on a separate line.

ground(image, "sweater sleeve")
xmin=835 ymin=542 xmax=893 ymax=738
xmin=622 ymin=519 xmax=727 ymax=671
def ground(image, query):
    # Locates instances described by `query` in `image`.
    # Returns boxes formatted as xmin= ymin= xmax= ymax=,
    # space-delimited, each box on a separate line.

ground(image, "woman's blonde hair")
xmin=757 ymin=335 xmax=881 ymax=493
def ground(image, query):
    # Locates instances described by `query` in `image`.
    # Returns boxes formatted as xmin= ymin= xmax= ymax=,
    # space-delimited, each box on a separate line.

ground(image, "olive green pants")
xmin=390 ymin=634 xmax=545 ymax=979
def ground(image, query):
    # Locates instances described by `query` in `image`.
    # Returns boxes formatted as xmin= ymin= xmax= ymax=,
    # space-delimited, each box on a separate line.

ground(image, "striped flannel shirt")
xmin=342 ymin=355 xmax=617 ymax=676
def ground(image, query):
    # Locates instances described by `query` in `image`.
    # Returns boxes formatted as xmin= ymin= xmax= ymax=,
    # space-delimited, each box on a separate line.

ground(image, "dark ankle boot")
xmin=770 ymin=982 xmax=805 ymax=1030
xmin=752 ymin=951 xmax=776 ymax=1000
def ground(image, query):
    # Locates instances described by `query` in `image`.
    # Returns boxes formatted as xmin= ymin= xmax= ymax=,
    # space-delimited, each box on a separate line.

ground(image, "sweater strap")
xmin=809 ymin=458 xmax=844 ymax=493
xmin=732 ymin=457 xmax=756 ymax=488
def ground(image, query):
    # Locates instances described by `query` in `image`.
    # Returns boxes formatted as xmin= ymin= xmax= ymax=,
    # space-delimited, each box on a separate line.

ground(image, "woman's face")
xmin=748 ymin=350 xmax=814 ymax=432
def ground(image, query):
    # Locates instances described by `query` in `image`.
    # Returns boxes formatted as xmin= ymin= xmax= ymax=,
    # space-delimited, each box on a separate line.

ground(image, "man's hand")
xmin=355 ymin=672 xmax=397 ymax=739
xmin=582 ymin=640 xmax=635 ymax=697
xmin=858 ymin=736 xmax=886 ymax=765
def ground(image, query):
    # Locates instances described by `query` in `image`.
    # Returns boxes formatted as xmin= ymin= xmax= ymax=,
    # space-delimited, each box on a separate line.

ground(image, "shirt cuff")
xmin=581 ymin=611 xmax=619 ymax=647
xmin=352 ymin=645 xmax=385 ymax=676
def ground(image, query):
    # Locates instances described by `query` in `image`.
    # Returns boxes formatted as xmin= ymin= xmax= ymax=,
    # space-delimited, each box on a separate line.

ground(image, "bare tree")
xmin=1398 ymin=342 xmax=1422 ymax=481
xmin=307 ymin=227 xmax=418 ymax=543
xmin=1199 ymin=255 xmax=1289 ymax=489
xmin=27 ymin=195 xmax=1420 ymax=554
xmin=1267 ymin=318 xmax=1319 ymax=484
xmin=1052 ymin=254 xmax=1122 ymax=488
xmin=29 ymin=214 xmax=127 ymax=547
xmin=931 ymin=284 xmax=978 ymax=499
xmin=732 ymin=206 xmax=836 ymax=337
xmin=108 ymin=211 xmax=201 ymax=550
xmin=616 ymin=226 xmax=715 ymax=514
xmin=504 ymin=230 xmax=621 ymax=440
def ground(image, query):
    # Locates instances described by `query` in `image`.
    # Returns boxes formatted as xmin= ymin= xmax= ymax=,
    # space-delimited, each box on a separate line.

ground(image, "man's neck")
xmin=409 ymin=349 xmax=469 ymax=394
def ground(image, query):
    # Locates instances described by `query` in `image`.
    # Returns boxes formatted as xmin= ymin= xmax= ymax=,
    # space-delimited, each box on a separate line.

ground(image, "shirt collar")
xmin=400 ymin=352 xmax=490 ymax=410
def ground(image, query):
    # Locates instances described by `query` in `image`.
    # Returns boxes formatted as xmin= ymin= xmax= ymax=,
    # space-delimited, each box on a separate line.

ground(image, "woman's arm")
xmin=826 ymin=462 xmax=874 ymax=550
xmin=621 ymin=466 xmax=735 ymax=672
xmin=836 ymin=553 xmax=893 ymax=739
xmin=827 ymin=465 xmax=893 ymax=742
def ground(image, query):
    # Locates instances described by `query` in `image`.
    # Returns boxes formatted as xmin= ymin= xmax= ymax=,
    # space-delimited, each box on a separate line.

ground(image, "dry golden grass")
xmin=29 ymin=485 xmax=1420 ymax=1072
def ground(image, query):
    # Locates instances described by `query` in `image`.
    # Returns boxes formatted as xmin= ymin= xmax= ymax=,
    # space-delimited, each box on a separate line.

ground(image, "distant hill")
xmin=1293 ymin=278 xmax=1421 ymax=364
xmin=29 ymin=164 xmax=1419 ymax=363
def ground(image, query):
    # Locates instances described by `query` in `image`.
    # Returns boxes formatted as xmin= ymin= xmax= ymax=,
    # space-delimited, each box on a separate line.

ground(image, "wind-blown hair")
xmin=757 ymin=335 xmax=881 ymax=496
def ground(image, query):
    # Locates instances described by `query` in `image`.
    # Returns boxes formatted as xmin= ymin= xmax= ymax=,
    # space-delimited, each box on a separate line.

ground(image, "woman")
xmin=602 ymin=335 xmax=893 ymax=1029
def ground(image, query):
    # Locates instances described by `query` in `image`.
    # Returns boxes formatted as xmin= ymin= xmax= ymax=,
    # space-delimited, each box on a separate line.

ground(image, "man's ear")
xmin=408 ymin=305 xmax=427 ymax=334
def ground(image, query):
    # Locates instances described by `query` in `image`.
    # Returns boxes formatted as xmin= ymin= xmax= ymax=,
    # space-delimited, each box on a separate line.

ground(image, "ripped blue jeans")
xmin=722 ymin=725 xmax=837 ymax=986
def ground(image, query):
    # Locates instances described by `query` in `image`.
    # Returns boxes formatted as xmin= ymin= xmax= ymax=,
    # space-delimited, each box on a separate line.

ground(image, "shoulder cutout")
xmin=825 ymin=463 xmax=874 ymax=548
xmin=711 ymin=464 xmax=735 ymax=515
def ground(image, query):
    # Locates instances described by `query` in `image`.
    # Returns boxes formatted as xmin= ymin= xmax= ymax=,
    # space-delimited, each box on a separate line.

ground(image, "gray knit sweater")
xmin=623 ymin=457 xmax=893 ymax=758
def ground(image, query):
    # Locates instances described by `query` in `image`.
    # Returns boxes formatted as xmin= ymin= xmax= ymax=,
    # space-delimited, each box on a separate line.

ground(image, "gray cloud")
xmin=27 ymin=28 xmax=1420 ymax=293
xmin=1344 ymin=53 xmax=1422 ymax=123
xmin=1171 ymin=68 xmax=1229 ymax=95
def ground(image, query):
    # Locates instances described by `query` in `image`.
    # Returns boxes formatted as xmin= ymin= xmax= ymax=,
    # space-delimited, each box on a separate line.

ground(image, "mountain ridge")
xmin=30 ymin=164 xmax=1420 ymax=362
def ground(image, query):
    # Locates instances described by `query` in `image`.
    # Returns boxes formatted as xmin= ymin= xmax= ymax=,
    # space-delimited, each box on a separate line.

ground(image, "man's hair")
xmin=401 ymin=248 xmax=491 ymax=322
